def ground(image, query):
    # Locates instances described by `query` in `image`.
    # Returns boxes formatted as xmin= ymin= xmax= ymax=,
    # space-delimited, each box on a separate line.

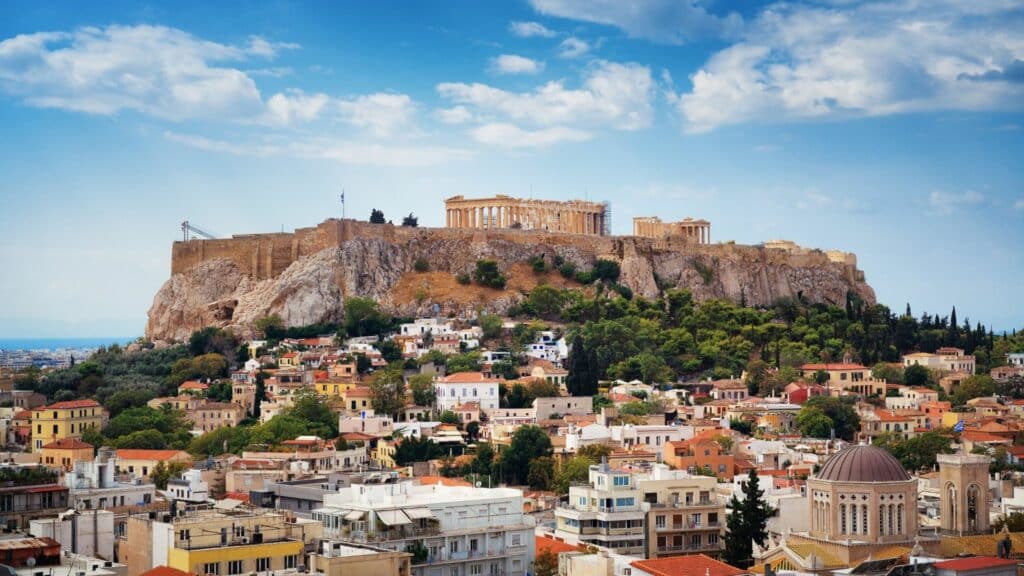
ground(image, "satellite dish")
xmin=26 ymin=557 xmax=36 ymax=567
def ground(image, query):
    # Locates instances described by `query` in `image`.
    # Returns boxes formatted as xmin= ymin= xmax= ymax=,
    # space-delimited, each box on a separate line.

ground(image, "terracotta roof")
xmin=961 ymin=430 xmax=1011 ymax=443
xmin=41 ymin=399 xmax=101 ymax=410
xmin=178 ymin=381 xmax=208 ymax=390
xmin=342 ymin=432 xmax=378 ymax=441
xmin=345 ymin=387 xmax=373 ymax=397
xmin=441 ymin=372 xmax=501 ymax=383
xmin=455 ymin=402 xmax=480 ymax=411
xmin=535 ymin=535 xmax=581 ymax=558
xmin=631 ymin=554 xmax=748 ymax=576
xmin=418 ymin=476 xmax=472 ymax=487
xmin=222 ymin=492 xmax=251 ymax=503
xmin=116 ymin=449 xmax=192 ymax=461
xmin=800 ymin=363 xmax=868 ymax=371
xmin=41 ymin=438 xmax=93 ymax=450
xmin=932 ymin=557 xmax=1019 ymax=571
xmin=141 ymin=567 xmax=193 ymax=576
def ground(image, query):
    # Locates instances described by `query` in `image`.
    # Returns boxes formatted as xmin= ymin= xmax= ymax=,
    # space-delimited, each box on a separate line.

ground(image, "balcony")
xmin=656 ymin=522 xmax=721 ymax=532
xmin=346 ymin=525 xmax=442 ymax=543
xmin=423 ymin=548 xmax=511 ymax=565
xmin=656 ymin=543 xmax=723 ymax=555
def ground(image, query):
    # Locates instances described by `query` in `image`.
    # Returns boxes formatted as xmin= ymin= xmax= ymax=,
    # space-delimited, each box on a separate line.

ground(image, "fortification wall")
xmin=170 ymin=218 xmax=863 ymax=283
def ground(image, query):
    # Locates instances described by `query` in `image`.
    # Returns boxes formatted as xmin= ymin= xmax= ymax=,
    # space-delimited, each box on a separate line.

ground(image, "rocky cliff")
xmin=146 ymin=219 xmax=875 ymax=342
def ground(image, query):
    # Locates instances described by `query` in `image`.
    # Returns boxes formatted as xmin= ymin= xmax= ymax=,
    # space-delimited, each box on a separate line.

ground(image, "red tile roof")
xmin=41 ymin=438 xmax=93 ymax=450
xmin=418 ymin=476 xmax=473 ymax=487
xmin=178 ymin=381 xmax=208 ymax=390
xmin=800 ymin=363 xmax=868 ymax=371
xmin=342 ymin=432 xmax=378 ymax=441
xmin=41 ymin=399 xmax=101 ymax=410
xmin=631 ymin=554 xmax=749 ymax=576
xmin=116 ymin=449 xmax=192 ymax=461
xmin=441 ymin=372 xmax=501 ymax=383
xmin=535 ymin=535 xmax=582 ymax=558
xmin=141 ymin=567 xmax=193 ymax=576
xmin=932 ymin=557 xmax=1019 ymax=571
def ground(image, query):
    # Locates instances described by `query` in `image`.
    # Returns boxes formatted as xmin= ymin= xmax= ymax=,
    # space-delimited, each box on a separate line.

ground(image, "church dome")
xmin=815 ymin=445 xmax=911 ymax=482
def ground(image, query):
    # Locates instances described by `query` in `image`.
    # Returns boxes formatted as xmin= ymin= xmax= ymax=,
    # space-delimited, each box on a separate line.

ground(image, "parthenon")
xmin=444 ymin=195 xmax=608 ymax=236
xmin=633 ymin=216 xmax=711 ymax=244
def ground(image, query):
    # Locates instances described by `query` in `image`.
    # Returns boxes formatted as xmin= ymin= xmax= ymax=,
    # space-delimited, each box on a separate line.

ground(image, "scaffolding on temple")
xmin=602 ymin=201 xmax=612 ymax=236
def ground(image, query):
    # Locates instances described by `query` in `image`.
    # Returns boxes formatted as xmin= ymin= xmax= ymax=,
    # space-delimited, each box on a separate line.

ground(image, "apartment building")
xmin=313 ymin=477 xmax=536 ymax=576
xmin=554 ymin=461 xmax=647 ymax=555
xmin=187 ymin=402 xmax=245 ymax=434
xmin=0 ymin=466 xmax=69 ymax=529
xmin=124 ymin=506 xmax=321 ymax=576
xmin=902 ymin=347 xmax=976 ymax=374
xmin=639 ymin=466 xmax=725 ymax=558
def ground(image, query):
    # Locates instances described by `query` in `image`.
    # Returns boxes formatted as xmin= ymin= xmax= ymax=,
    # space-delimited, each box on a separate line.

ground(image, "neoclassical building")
xmin=807 ymin=444 xmax=917 ymax=544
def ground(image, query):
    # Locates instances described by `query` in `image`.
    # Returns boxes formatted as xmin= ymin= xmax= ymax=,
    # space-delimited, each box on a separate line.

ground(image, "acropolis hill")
xmin=147 ymin=215 xmax=874 ymax=342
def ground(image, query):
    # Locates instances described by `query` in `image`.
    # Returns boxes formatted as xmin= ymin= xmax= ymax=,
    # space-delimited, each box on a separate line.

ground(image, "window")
xmin=450 ymin=541 xmax=459 ymax=554
xmin=285 ymin=556 xmax=298 ymax=569
xmin=255 ymin=558 xmax=271 ymax=572
xmin=840 ymin=504 xmax=847 ymax=534
xmin=470 ymin=566 xmax=482 ymax=576
xmin=615 ymin=498 xmax=635 ymax=507
xmin=179 ymin=529 xmax=190 ymax=541
xmin=656 ymin=515 xmax=666 ymax=528
xmin=228 ymin=561 xmax=243 ymax=575
xmin=613 ymin=476 xmax=629 ymax=486
xmin=708 ymin=534 xmax=719 ymax=545
xmin=511 ymin=534 xmax=522 ymax=547
xmin=203 ymin=563 xmax=220 ymax=575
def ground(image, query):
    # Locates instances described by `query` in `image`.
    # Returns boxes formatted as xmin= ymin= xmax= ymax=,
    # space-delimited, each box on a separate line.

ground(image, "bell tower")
xmin=938 ymin=453 xmax=992 ymax=534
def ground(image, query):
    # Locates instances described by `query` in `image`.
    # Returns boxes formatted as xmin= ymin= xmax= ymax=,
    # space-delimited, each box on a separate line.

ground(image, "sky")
xmin=0 ymin=0 xmax=1022 ymax=338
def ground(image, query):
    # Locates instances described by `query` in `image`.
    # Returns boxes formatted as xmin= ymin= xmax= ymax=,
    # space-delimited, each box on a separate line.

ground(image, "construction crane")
xmin=181 ymin=220 xmax=218 ymax=241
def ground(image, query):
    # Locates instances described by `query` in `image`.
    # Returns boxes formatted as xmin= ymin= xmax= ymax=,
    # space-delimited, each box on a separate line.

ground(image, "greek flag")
xmin=953 ymin=419 xmax=965 ymax=433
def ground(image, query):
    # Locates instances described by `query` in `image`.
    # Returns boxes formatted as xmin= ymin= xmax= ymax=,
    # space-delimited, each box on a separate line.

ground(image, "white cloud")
xmin=265 ymin=90 xmax=330 ymax=125
xmin=470 ymin=123 xmax=590 ymax=148
xmin=164 ymin=131 xmax=467 ymax=167
xmin=435 ymin=105 xmax=473 ymax=124
xmin=438 ymin=60 xmax=654 ymax=132
xmin=490 ymin=54 xmax=544 ymax=75
xmin=558 ymin=37 xmax=590 ymax=59
xmin=509 ymin=21 xmax=557 ymax=38
xmin=336 ymin=93 xmax=417 ymax=136
xmin=929 ymin=190 xmax=985 ymax=214
xmin=246 ymin=35 xmax=300 ymax=58
xmin=0 ymin=25 xmax=263 ymax=119
xmin=529 ymin=0 xmax=742 ymax=44
xmin=672 ymin=2 xmax=1024 ymax=133
xmin=1013 ymin=199 xmax=1024 ymax=210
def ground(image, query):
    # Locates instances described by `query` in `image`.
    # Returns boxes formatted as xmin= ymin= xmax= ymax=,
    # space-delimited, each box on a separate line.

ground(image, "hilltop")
xmin=146 ymin=218 xmax=874 ymax=342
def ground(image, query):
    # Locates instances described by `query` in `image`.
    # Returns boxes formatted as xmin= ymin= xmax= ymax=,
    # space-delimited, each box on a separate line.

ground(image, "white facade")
xmin=166 ymin=469 xmax=210 ymax=503
xmin=400 ymin=318 xmax=455 ymax=337
xmin=434 ymin=374 xmax=501 ymax=411
xmin=526 ymin=332 xmax=568 ymax=362
xmin=609 ymin=425 xmax=685 ymax=457
xmin=31 ymin=510 xmax=116 ymax=560
xmin=555 ymin=463 xmax=646 ymax=555
xmin=902 ymin=349 xmax=976 ymax=374
xmin=534 ymin=396 xmax=592 ymax=421
xmin=64 ymin=451 xmax=155 ymax=510
xmin=1008 ymin=353 xmax=1024 ymax=367
xmin=313 ymin=480 xmax=535 ymax=576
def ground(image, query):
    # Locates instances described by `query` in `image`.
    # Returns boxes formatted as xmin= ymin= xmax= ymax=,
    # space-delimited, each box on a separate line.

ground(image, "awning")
xmin=377 ymin=510 xmax=411 ymax=526
xmin=344 ymin=510 xmax=366 ymax=521
xmin=403 ymin=507 xmax=436 ymax=520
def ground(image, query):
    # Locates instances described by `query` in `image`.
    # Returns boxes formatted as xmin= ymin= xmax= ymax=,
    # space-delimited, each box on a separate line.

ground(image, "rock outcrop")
xmin=146 ymin=219 xmax=875 ymax=342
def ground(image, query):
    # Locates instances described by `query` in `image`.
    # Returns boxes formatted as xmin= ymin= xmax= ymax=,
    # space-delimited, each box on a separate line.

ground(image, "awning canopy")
xmin=403 ymin=507 xmax=436 ymax=520
xmin=377 ymin=510 xmax=411 ymax=526
xmin=344 ymin=510 xmax=366 ymax=521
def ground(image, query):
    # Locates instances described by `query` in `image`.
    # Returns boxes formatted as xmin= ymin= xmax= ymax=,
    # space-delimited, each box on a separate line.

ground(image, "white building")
xmin=526 ymin=332 xmax=568 ymax=363
xmin=30 ymin=510 xmax=116 ymax=560
xmin=609 ymin=425 xmax=685 ymax=457
xmin=554 ymin=461 xmax=646 ymax=555
xmin=434 ymin=372 xmax=501 ymax=411
xmin=165 ymin=469 xmax=210 ymax=503
xmin=313 ymin=479 xmax=535 ymax=576
xmin=64 ymin=450 xmax=155 ymax=510
xmin=400 ymin=318 xmax=455 ymax=337
xmin=1008 ymin=353 xmax=1024 ymax=367
xmin=902 ymin=347 xmax=976 ymax=374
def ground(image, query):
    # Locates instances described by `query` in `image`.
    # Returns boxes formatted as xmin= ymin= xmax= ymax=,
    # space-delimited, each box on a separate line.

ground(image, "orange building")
xmin=663 ymin=437 xmax=735 ymax=479
xmin=39 ymin=438 xmax=94 ymax=471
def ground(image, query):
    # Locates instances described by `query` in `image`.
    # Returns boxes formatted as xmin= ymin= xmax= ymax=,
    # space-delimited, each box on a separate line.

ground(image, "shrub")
xmin=552 ymin=254 xmax=565 ymax=267
xmin=456 ymin=273 xmax=471 ymax=285
xmin=593 ymin=259 xmax=621 ymax=282
xmin=574 ymin=270 xmax=595 ymax=284
xmin=414 ymin=258 xmax=430 ymax=272
xmin=473 ymin=259 xmax=507 ymax=289
xmin=558 ymin=262 xmax=577 ymax=279
xmin=531 ymin=256 xmax=546 ymax=274
xmin=611 ymin=283 xmax=633 ymax=300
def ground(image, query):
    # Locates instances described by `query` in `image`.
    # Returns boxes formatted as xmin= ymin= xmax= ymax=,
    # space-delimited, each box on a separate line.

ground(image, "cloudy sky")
xmin=1 ymin=0 xmax=1022 ymax=337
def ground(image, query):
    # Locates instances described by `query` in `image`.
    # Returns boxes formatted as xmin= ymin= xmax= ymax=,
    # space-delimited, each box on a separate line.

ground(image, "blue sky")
xmin=0 ymin=0 xmax=1022 ymax=338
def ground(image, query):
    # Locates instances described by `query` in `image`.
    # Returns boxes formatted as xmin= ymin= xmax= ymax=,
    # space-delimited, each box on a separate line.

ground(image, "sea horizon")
xmin=0 ymin=336 xmax=139 ymax=352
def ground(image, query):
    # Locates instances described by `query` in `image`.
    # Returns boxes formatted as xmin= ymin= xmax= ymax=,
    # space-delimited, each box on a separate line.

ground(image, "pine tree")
xmin=905 ymin=303 xmax=912 ymax=318
xmin=723 ymin=469 xmax=775 ymax=568
xmin=948 ymin=306 xmax=959 ymax=347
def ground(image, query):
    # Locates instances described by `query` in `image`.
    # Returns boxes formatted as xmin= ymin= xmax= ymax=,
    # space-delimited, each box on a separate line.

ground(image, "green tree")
xmin=795 ymin=407 xmax=834 ymax=438
xmin=577 ymin=444 xmax=612 ymax=462
xmin=402 ymin=213 xmax=418 ymax=227
xmin=255 ymin=315 xmax=285 ymax=339
xmin=284 ymin=389 xmax=339 ymax=438
xmin=872 ymin=363 xmax=904 ymax=384
xmin=114 ymin=429 xmax=168 ymax=449
xmin=394 ymin=436 xmax=443 ymax=465
xmin=951 ymin=375 xmax=996 ymax=407
xmin=344 ymin=297 xmax=389 ymax=337
xmin=370 ymin=209 xmax=386 ymax=224
xmin=525 ymin=285 xmax=566 ymax=318
xmin=592 ymin=259 xmax=621 ymax=282
xmin=189 ymin=426 xmax=251 ymax=457
xmin=566 ymin=335 xmax=597 ymax=396
xmin=473 ymin=259 xmax=507 ymax=289
xmin=527 ymin=456 xmax=556 ymax=490
xmin=800 ymin=396 xmax=860 ymax=441
xmin=903 ymin=364 xmax=931 ymax=387
xmin=479 ymin=314 xmax=503 ymax=340
xmin=409 ymin=374 xmax=436 ymax=407
xmin=723 ymin=469 xmax=775 ymax=568
xmin=207 ymin=381 xmax=233 ymax=402
xmin=370 ymin=369 xmax=407 ymax=420
xmin=502 ymin=426 xmax=552 ymax=485
xmin=553 ymin=455 xmax=594 ymax=494
xmin=440 ymin=410 xmax=460 ymax=426
xmin=150 ymin=461 xmax=189 ymax=490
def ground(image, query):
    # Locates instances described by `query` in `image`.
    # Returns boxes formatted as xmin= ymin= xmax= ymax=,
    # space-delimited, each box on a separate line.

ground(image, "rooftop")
xmin=40 ymin=399 xmax=101 ymax=410
xmin=631 ymin=554 xmax=748 ymax=576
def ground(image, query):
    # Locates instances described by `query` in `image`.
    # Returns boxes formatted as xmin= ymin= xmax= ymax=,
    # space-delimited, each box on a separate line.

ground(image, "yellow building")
xmin=38 ymin=438 xmax=94 ymax=471
xmin=30 ymin=399 xmax=108 ymax=452
xmin=316 ymin=378 xmax=360 ymax=398
xmin=125 ymin=506 xmax=321 ymax=576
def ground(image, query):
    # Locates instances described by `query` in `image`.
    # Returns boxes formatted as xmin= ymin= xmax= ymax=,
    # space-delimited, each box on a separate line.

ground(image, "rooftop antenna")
xmin=340 ymin=188 xmax=346 ymax=219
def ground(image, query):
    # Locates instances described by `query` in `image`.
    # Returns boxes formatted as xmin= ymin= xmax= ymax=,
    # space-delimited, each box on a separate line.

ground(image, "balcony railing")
xmin=346 ymin=525 xmax=442 ymax=543
xmin=657 ymin=522 xmax=721 ymax=532
xmin=656 ymin=543 xmax=723 ymax=554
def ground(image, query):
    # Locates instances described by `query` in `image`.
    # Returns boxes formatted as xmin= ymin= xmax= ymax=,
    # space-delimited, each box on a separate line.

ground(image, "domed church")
xmin=753 ymin=444 xmax=991 ymax=572
xmin=808 ymin=445 xmax=918 ymax=543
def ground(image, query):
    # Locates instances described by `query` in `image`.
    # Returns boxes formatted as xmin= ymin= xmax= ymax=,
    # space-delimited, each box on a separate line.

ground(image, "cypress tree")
xmin=724 ymin=469 xmax=775 ymax=568
xmin=566 ymin=335 xmax=594 ymax=396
